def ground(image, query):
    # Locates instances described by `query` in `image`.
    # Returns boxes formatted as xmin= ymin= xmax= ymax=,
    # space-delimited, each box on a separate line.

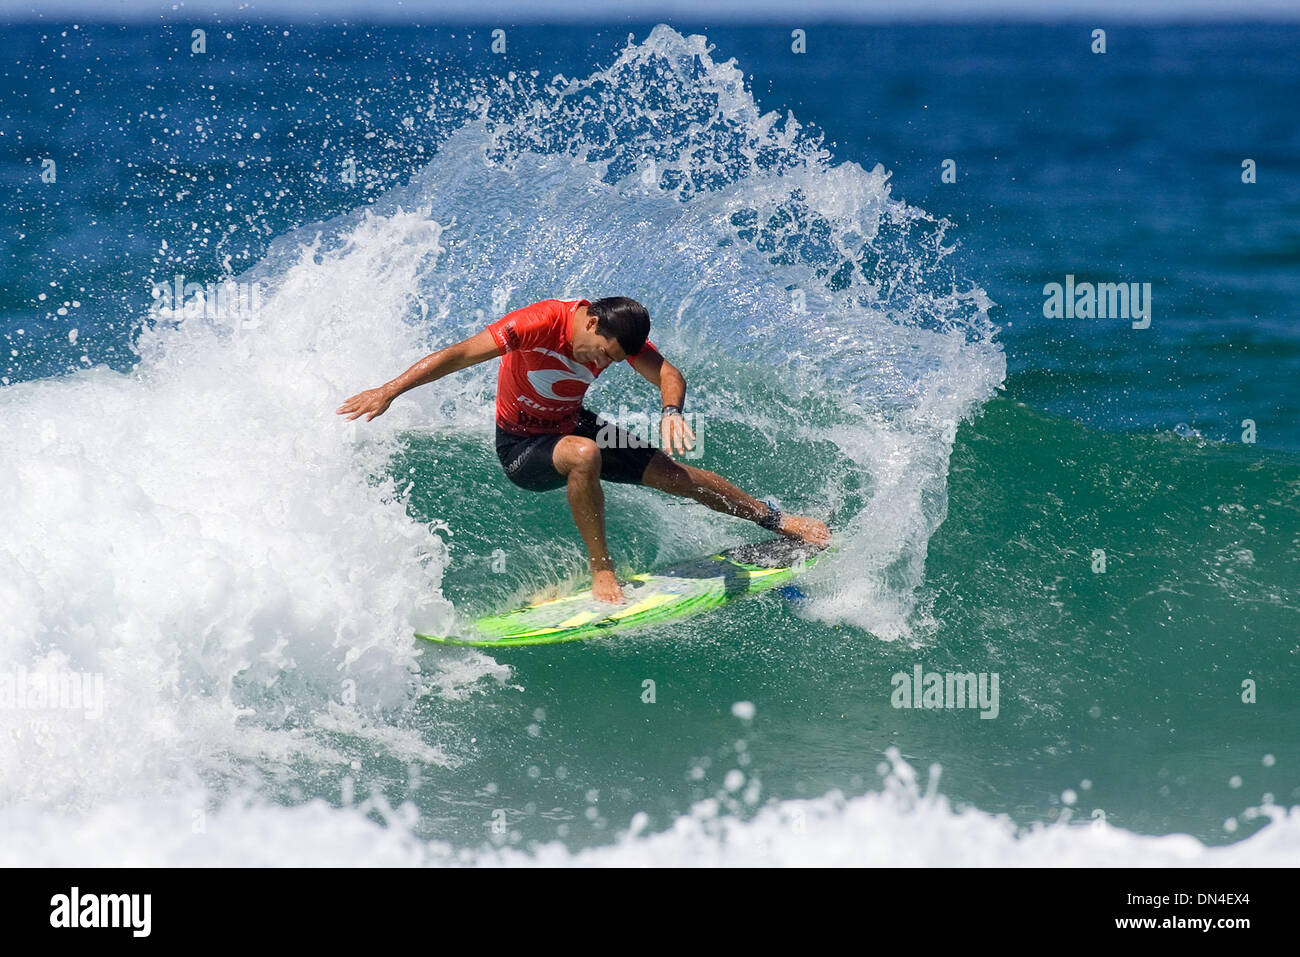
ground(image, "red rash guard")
xmin=486 ymin=298 xmax=655 ymax=435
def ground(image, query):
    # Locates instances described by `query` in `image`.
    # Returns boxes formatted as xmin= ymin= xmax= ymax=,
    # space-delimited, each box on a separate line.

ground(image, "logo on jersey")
xmin=501 ymin=320 xmax=521 ymax=351
xmin=525 ymin=348 xmax=595 ymax=401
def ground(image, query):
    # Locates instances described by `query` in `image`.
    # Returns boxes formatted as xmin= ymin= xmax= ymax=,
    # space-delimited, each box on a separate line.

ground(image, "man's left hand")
xmin=660 ymin=413 xmax=695 ymax=458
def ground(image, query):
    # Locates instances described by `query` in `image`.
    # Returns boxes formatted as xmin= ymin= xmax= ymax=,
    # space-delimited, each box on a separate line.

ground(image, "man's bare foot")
xmin=778 ymin=514 xmax=831 ymax=548
xmin=592 ymin=569 xmax=625 ymax=604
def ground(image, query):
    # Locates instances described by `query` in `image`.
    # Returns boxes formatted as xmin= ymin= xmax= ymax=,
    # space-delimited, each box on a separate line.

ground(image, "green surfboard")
xmin=416 ymin=537 xmax=827 ymax=647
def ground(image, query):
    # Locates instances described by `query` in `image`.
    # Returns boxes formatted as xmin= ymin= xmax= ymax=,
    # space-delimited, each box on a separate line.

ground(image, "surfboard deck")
xmin=416 ymin=537 xmax=827 ymax=647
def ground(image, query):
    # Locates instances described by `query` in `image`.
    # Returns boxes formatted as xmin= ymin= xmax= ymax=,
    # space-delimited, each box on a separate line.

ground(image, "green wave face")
xmin=398 ymin=397 xmax=1297 ymax=843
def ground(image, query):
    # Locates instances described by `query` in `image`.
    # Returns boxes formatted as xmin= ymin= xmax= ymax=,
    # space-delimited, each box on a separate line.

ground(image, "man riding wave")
xmin=338 ymin=296 xmax=830 ymax=603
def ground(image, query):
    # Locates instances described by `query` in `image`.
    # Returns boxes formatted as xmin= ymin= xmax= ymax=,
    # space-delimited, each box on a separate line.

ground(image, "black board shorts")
xmin=496 ymin=407 xmax=659 ymax=492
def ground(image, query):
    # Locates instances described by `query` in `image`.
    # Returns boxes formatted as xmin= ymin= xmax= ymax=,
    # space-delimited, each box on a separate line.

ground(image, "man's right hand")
xmin=336 ymin=387 xmax=394 ymax=421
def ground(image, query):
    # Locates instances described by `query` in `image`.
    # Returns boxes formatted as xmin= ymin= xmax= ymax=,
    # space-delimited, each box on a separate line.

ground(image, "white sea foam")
xmin=3 ymin=752 xmax=1293 ymax=867
xmin=0 ymin=207 xmax=512 ymax=810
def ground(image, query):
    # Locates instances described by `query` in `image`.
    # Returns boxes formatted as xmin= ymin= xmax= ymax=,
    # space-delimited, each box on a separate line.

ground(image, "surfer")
xmin=337 ymin=297 xmax=830 ymax=603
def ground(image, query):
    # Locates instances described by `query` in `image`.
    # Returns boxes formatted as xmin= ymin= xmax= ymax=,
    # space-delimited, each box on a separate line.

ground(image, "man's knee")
xmin=556 ymin=437 xmax=602 ymax=477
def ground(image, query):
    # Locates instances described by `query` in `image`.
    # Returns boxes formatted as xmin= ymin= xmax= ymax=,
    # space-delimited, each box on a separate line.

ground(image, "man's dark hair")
xmin=588 ymin=296 xmax=650 ymax=357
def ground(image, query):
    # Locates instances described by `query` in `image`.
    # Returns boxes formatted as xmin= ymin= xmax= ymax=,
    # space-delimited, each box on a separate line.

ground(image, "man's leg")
xmin=551 ymin=435 xmax=624 ymax=603
xmin=641 ymin=452 xmax=831 ymax=546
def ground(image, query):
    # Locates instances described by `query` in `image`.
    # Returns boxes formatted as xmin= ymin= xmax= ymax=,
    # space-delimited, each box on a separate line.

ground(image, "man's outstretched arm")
xmin=336 ymin=328 xmax=500 ymax=421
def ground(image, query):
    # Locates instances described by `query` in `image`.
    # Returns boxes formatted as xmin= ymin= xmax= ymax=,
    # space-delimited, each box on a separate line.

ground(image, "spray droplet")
xmin=731 ymin=701 xmax=755 ymax=720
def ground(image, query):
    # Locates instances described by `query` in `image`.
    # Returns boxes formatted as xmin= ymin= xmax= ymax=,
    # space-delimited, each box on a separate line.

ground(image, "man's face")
xmin=574 ymin=319 xmax=628 ymax=369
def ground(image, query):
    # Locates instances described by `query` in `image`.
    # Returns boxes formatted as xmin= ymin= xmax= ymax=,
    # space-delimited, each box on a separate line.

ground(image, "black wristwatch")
xmin=661 ymin=404 xmax=683 ymax=417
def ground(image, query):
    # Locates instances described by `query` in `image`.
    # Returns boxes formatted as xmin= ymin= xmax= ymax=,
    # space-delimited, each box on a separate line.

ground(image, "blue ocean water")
xmin=1 ymin=18 xmax=1296 ymax=865
xmin=5 ymin=22 xmax=1298 ymax=445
